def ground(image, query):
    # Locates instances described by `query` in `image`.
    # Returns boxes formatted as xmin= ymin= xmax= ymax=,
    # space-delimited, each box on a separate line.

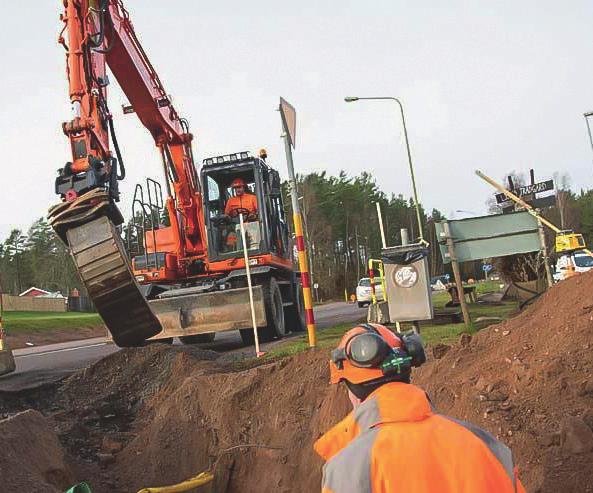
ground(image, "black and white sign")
xmin=495 ymin=179 xmax=554 ymax=204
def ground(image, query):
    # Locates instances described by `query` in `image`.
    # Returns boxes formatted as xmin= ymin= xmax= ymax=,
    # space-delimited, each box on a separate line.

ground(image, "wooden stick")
xmin=239 ymin=215 xmax=262 ymax=357
xmin=442 ymin=221 xmax=471 ymax=330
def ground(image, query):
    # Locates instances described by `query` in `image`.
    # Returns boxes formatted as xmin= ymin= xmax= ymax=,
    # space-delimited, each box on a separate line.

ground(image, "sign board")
xmin=529 ymin=195 xmax=556 ymax=209
xmin=435 ymin=211 xmax=541 ymax=264
xmin=495 ymin=179 xmax=554 ymax=204
xmin=313 ymin=283 xmax=319 ymax=289
xmin=382 ymin=245 xmax=434 ymax=322
xmin=482 ymin=264 xmax=493 ymax=272
xmin=279 ymin=97 xmax=296 ymax=149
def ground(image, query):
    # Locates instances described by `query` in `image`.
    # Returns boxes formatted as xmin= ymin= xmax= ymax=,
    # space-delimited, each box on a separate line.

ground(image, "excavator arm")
xmin=55 ymin=0 xmax=205 ymax=260
xmin=49 ymin=0 xmax=207 ymax=346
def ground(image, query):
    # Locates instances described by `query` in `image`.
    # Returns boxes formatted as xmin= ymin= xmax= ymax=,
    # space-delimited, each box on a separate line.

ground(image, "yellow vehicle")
xmin=555 ymin=230 xmax=586 ymax=253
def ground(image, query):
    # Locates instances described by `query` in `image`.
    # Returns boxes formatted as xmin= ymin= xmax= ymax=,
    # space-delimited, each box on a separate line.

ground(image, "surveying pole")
xmin=279 ymin=98 xmax=316 ymax=347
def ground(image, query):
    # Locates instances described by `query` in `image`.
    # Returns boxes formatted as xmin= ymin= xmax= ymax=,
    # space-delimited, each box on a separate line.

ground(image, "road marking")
xmin=15 ymin=342 xmax=108 ymax=359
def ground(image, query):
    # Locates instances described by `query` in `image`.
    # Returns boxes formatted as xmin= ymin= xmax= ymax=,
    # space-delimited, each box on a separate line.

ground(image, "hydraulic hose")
xmin=136 ymin=472 xmax=214 ymax=493
xmin=108 ymin=117 xmax=126 ymax=180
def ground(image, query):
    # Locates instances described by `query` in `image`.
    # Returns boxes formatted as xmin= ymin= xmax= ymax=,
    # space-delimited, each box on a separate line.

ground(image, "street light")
xmin=344 ymin=96 xmax=424 ymax=242
xmin=585 ymin=111 xmax=593 ymax=164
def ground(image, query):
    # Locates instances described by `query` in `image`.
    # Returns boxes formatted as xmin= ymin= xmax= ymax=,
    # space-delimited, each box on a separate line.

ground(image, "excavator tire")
xmin=49 ymin=191 xmax=162 ymax=347
xmin=285 ymin=279 xmax=306 ymax=333
xmin=240 ymin=276 xmax=285 ymax=345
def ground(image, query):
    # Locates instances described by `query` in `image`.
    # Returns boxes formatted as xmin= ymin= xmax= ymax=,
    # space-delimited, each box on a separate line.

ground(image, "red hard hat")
xmin=231 ymin=178 xmax=246 ymax=188
xmin=329 ymin=324 xmax=404 ymax=385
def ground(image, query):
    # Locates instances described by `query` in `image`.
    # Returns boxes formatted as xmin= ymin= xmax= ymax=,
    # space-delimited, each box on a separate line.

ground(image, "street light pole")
xmin=585 ymin=111 xmax=593 ymax=165
xmin=345 ymin=96 xmax=424 ymax=242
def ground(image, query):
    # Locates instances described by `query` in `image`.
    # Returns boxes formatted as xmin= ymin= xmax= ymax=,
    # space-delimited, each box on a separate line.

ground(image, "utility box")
xmin=382 ymin=244 xmax=434 ymax=322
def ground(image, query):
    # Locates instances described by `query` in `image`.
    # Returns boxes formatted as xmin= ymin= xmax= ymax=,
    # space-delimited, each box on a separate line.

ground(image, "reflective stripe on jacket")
xmin=314 ymin=382 xmax=526 ymax=493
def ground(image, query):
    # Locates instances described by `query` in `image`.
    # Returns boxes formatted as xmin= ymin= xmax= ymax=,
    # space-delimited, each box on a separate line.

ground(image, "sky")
xmin=1 ymin=1 xmax=592 ymax=240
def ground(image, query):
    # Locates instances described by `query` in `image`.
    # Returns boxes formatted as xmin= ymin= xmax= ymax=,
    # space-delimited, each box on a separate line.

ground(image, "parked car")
xmin=430 ymin=274 xmax=450 ymax=290
xmin=356 ymin=277 xmax=385 ymax=307
xmin=554 ymin=250 xmax=593 ymax=282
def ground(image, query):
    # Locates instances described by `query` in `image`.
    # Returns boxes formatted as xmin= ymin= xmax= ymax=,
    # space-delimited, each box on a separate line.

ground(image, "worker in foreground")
xmin=314 ymin=323 xmax=526 ymax=493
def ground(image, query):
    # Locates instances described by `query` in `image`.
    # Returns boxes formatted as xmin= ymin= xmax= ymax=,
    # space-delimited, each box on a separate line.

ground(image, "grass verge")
xmin=267 ymin=283 xmax=517 ymax=359
xmin=1 ymin=311 xmax=103 ymax=333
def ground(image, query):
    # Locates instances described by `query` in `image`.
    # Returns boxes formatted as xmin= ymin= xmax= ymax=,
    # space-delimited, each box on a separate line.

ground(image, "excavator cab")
xmin=202 ymin=151 xmax=290 ymax=264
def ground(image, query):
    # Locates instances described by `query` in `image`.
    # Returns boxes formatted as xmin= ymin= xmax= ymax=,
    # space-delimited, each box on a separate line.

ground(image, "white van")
xmin=554 ymin=250 xmax=593 ymax=282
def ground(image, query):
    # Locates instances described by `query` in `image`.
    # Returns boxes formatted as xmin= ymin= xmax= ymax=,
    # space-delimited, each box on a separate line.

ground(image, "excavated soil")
xmin=1 ymin=272 xmax=593 ymax=492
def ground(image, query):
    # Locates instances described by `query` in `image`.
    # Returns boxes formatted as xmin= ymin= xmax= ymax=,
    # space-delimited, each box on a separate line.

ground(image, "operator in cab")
xmin=224 ymin=178 xmax=258 ymax=220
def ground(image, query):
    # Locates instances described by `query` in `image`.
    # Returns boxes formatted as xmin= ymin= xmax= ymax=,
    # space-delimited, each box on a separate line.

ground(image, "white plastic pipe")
xmin=376 ymin=202 xmax=387 ymax=249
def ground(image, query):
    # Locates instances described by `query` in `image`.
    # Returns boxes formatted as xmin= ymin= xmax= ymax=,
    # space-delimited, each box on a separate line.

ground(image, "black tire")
xmin=285 ymin=279 xmax=306 ymax=333
xmin=240 ymin=328 xmax=256 ymax=345
xmin=240 ymin=277 xmax=285 ymax=345
xmin=179 ymin=333 xmax=215 ymax=344
xmin=358 ymin=302 xmax=365 ymax=308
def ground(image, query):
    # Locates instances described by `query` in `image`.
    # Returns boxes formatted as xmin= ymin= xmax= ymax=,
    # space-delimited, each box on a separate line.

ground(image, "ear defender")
xmin=401 ymin=332 xmax=427 ymax=368
xmin=341 ymin=326 xmax=426 ymax=377
xmin=347 ymin=332 xmax=392 ymax=368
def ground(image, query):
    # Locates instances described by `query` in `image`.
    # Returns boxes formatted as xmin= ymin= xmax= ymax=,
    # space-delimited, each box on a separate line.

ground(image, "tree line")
xmin=0 ymin=218 xmax=79 ymax=296
xmin=0 ymin=170 xmax=590 ymax=298
xmin=283 ymin=171 xmax=445 ymax=299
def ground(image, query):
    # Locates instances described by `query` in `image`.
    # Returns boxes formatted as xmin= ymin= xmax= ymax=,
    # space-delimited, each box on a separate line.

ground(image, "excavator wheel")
xmin=240 ymin=276 xmax=286 ymax=345
xmin=179 ymin=333 xmax=216 ymax=344
xmin=285 ymin=279 xmax=306 ymax=333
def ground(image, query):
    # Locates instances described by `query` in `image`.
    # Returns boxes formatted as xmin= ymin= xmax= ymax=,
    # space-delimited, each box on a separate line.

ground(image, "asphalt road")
xmin=0 ymin=302 xmax=366 ymax=391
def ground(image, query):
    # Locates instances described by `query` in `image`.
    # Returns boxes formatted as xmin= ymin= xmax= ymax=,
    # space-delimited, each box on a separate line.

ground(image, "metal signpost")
xmin=279 ymin=97 xmax=316 ymax=347
xmin=585 ymin=111 xmax=593 ymax=164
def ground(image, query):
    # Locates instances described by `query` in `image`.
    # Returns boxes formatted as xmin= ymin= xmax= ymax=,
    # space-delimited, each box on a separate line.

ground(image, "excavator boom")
xmin=49 ymin=0 xmax=206 ymax=345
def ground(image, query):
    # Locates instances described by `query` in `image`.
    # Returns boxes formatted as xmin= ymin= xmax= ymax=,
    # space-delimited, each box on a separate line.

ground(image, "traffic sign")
xmin=482 ymin=264 xmax=493 ymax=272
xmin=279 ymin=97 xmax=296 ymax=149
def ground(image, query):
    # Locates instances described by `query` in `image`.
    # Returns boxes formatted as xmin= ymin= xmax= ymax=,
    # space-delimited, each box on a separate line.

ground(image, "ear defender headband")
xmin=331 ymin=324 xmax=426 ymax=378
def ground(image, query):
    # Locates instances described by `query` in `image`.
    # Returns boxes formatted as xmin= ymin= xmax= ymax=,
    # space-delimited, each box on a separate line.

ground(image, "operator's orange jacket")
xmin=224 ymin=193 xmax=258 ymax=217
xmin=314 ymin=382 xmax=526 ymax=493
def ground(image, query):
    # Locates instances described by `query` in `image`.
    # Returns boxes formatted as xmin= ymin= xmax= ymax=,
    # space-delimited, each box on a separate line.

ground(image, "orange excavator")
xmin=49 ymin=0 xmax=305 ymax=347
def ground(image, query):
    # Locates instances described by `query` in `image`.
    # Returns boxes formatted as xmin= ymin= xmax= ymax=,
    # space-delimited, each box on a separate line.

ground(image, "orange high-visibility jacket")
xmin=314 ymin=382 xmax=526 ymax=493
xmin=224 ymin=193 xmax=258 ymax=217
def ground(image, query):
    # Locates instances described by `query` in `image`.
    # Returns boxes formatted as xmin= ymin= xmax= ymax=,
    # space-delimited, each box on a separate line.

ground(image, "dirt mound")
xmin=3 ymin=272 xmax=593 ymax=492
xmin=416 ymin=271 xmax=593 ymax=493
xmin=47 ymin=345 xmax=348 ymax=493
xmin=0 ymin=410 xmax=74 ymax=492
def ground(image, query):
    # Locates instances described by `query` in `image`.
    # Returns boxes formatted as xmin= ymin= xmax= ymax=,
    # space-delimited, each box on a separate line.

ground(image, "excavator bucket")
xmin=148 ymin=286 xmax=267 ymax=339
xmin=65 ymin=216 xmax=162 ymax=347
